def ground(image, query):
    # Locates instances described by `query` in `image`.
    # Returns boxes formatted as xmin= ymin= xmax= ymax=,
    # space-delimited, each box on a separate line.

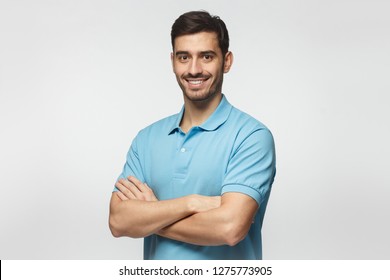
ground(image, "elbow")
xmin=223 ymin=222 xmax=249 ymax=247
xmin=110 ymin=227 xmax=122 ymax=238
xmin=109 ymin=214 xmax=124 ymax=238
xmin=109 ymin=196 xmax=148 ymax=238
xmin=110 ymin=229 xmax=122 ymax=238
xmin=225 ymin=233 xmax=245 ymax=247
xmin=109 ymin=213 xmax=147 ymax=239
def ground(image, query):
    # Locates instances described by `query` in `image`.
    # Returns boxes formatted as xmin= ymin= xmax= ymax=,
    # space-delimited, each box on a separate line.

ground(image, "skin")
xmin=171 ymin=31 xmax=233 ymax=131
xmin=109 ymin=31 xmax=259 ymax=246
xmin=110 ymin=177 xmax=221 ymax=238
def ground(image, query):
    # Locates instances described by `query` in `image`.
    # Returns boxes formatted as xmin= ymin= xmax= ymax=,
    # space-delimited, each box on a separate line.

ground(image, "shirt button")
xmin=180 ymin=148 xmax=186 ymax=153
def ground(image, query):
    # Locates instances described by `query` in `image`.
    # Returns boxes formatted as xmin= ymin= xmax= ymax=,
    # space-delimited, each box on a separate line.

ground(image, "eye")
xmin=203 ymin=54 xmax=213 ymax=61
xmin=178 ymin=55 xmax=189 ymax=62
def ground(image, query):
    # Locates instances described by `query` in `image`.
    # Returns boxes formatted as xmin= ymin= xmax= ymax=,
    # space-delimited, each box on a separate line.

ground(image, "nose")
xmin=188 ymin=58 xmax=202 ymax=76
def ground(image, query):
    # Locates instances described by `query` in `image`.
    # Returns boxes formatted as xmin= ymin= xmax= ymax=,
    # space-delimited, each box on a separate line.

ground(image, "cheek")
xmin=206 ymin=64 xmax=222 ymax=75
xmin=173 ymin=66 xmax=186 ymax=77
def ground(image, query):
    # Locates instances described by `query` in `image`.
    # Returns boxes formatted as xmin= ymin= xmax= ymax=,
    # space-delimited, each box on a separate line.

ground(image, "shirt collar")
xmin=168 ymin=94 xmax=232 ymax=135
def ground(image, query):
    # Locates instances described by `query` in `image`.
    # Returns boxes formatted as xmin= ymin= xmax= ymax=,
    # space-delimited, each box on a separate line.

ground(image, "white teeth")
xmin=188 ymin=80 xmax=203 ymax=85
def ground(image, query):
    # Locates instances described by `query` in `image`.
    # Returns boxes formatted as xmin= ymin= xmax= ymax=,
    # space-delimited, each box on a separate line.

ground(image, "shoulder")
xmin=227 ymin=105 xmax=274 ymax=142
xmin=135 ymin=113 xmax=178 ymax=140
xmin=139 ymin=114 xmax=178 ymax=134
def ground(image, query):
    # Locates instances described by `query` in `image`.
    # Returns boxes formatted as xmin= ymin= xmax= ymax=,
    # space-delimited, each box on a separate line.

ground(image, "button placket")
xmin=173 ymin=128 xmax=199 ymax=178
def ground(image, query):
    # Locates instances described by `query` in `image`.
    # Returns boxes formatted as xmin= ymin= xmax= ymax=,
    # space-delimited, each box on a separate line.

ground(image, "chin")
xmin=185 ymin=94 xmax=213 ymax=102
xmin=184 ymin=89 xmax=219 ymax=102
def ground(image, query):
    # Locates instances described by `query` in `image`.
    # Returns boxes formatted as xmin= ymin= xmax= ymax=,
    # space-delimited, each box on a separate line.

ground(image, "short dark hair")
xmin=171 ymin=11 xmax=230 ymax=56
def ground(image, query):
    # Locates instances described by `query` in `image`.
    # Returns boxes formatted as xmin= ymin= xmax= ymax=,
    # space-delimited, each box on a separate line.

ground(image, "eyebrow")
xmin=200 ymin=50 xmax=217 ymax=56
xmin=175 ymin=51 xmax=189 ymax=56
xmin=174 ymin=50 xmax=218 ymax=56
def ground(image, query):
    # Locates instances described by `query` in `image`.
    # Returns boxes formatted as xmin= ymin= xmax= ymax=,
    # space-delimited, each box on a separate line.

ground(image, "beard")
xmin=177 ymin=72 xmax=224 ymax=103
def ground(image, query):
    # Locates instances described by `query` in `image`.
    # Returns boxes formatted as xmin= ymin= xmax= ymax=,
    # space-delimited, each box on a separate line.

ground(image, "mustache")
xmin=183 ymin=73 xmax=210 ymax=79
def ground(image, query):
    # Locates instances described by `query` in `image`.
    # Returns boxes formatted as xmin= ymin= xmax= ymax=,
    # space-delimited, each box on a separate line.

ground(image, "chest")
xmin=141 ymin=129 xmax=234 ymax=200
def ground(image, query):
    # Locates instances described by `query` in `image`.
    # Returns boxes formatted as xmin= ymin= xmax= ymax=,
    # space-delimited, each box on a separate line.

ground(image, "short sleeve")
xmin=113 ymin=134 xmax=145 ymax=192
xmin=221 ymin=128 xmax=276 ymax=206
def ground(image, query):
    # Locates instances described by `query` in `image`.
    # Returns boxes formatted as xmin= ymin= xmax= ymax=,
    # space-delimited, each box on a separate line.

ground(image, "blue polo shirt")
xmin=115 ymin=95 xmax=276 ymax=260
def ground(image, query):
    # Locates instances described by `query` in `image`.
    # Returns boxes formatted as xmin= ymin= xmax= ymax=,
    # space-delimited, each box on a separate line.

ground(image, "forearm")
xmin=109 ymin=194 xmax=197 ymax=238
xmin=158 ymin=197 xmax=256 ymax=246
xmin=158 ymin=208 xmax=230 ymax=246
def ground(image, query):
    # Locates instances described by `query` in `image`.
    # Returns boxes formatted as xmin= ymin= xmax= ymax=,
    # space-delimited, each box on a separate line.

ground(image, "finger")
xmin=144 ymin=183 xmax=158 ymax=201
xmin=143 ymin=182 xmax=154 ymax=192
xmin=127 ymin=176 xmax=151 ymax=199
xmin=115 ymin=180 xmax=137 ymax=200
xmin=128 ymin=177 xmax=157 ymax=201
xmin=120 ymin=178 xmax=145 ymax=200
xmin=127 ymin=176 xmax=149 ymax=192
xmin=115 ymin=191 xmax=129 ymax=201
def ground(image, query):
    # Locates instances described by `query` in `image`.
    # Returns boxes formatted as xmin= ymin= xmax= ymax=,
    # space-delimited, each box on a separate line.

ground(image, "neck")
xmin=180 ymin=93 xmax=222 ymax=133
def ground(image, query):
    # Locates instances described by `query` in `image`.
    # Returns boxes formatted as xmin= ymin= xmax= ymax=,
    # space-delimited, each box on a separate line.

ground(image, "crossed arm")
xmin=109 ymin=176 xmax=259 ymax=246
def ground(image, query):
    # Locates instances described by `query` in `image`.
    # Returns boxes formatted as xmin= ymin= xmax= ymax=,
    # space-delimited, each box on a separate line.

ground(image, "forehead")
xmin=173 ymin=31 xmax=221 ymax=54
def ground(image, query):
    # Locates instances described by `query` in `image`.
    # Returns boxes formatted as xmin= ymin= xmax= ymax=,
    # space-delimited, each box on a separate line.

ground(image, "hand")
xmin=115 ymin=176 xmax=158 ymax=202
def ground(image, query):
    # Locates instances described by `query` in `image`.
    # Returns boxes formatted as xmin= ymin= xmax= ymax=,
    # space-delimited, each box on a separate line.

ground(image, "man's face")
xmin=171 ymin=32 xmax=232 ymax=102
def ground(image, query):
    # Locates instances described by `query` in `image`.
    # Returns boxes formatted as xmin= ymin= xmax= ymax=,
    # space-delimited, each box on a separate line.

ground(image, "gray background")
xmin=1 ymin=0 xmax=389 ymax=259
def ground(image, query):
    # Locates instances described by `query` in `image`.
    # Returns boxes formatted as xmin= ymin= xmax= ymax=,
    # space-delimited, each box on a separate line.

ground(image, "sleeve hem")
xmin=221 ymin=183 xmax=263 ymax=206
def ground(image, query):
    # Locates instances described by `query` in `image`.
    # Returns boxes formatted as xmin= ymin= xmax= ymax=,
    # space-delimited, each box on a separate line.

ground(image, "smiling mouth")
xmin=185 ymin=77 xmax=209 ymax=86
xmin=188 ymin=80 xmax=204 ymax=85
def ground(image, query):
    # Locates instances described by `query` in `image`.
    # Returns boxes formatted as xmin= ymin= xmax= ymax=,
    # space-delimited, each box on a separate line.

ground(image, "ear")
xmin=170 ymin=52 xmax=175 ymax=73
xmin=223 ymin=51 xmax=233 ymax=73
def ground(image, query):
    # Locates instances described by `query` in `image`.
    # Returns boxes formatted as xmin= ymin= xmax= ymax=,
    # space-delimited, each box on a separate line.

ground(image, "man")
xmin=109 ymin=11 xmax=276 ymax=260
